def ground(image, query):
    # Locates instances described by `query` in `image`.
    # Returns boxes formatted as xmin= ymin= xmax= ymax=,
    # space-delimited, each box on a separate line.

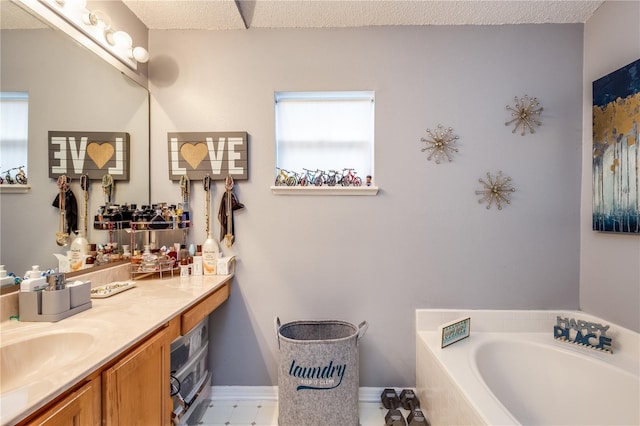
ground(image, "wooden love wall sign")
xmin=168 ymin=132 xmax=248 ymax=181
xmin=48 ymin=131 xmax=130 ymax=180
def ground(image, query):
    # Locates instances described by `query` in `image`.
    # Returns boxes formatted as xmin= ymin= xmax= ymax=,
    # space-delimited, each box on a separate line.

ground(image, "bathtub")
xmin=416 ymin=310 xmax=640 ymax=425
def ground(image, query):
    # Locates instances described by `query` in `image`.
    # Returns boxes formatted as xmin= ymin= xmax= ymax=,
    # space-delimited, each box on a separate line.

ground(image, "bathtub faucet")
xmin=553 ymin=316 xmax=612 ymax=353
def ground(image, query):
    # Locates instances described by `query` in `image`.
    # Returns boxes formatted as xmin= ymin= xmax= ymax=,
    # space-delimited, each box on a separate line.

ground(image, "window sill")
xmin=270 ymin=186 xmax=379 ymax=196
xmin=0 ymin=184 xmax=31 ymax=194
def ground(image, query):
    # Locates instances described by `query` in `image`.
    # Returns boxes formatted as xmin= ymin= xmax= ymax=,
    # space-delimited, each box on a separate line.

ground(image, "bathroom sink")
xmin=0 ymin=331 xmax=96 ymax=393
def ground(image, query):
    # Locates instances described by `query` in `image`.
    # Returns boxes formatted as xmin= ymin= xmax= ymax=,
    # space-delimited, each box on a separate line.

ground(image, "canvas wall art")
xmin=592 ymin=59 xmax=640 ymax=234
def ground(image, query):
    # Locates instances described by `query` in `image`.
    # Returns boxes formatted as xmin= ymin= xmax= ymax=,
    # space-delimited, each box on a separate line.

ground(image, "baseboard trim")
xmin=210 ymin=386 xmax=395 ymax=402
xmin=211 ymin=386 xmax=278 ymax=401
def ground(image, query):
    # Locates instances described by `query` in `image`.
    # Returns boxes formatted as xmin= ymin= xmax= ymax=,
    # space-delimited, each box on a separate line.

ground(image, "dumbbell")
xmin=385 ymin=408 xmax=406 ymax=426
xmin=381 ymin=388 xmax=400 ymax=409
xmin=408 ymin=408 xmax=430 ymax=426
xmin=400 ymin=389 xmax=420 ymax=410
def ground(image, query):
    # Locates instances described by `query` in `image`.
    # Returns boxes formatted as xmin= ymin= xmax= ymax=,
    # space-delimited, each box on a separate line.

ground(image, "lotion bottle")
xmin=69 ymin=231 xmax=89 ymax=272
xmin=202 ymin=234 xmax=220 ymax=275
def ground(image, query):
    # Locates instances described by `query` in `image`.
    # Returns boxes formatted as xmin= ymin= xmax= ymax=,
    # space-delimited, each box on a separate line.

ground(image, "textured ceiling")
xmin=122 ymin=0 xmax=605 ymax=30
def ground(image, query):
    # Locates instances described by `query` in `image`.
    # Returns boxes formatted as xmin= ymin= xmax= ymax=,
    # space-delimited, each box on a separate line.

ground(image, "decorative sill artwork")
xmin=439 ymin=317 xmax=471 ymax=348
xmin=553 ymin=316 xmax=612 ymax=354
xmin=592 ymin=58 xmax=640 ymax=234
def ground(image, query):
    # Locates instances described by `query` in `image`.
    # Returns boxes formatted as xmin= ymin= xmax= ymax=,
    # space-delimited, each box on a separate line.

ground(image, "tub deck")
xmin=415 ymin=310 xmax=640 ymax=426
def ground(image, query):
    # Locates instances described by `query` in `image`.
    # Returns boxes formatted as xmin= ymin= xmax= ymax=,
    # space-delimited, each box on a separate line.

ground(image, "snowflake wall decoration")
xmin=476 ymin=171 xmax=516 ymax=210
xmin=505 ymin=95 xmax=543 ymax=136
xmin=420 ymin=124 xmax=459 ymax=164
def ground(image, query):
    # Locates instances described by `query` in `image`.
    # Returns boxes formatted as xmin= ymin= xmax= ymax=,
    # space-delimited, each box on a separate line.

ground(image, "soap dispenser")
xmin=20 ymin=265 xmax=47 ymax=291
xmin=0 ymin=265 xmax=15 ymax=287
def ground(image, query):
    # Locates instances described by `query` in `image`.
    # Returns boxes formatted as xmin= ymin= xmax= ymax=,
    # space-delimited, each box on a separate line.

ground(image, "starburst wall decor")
xmin=476 ymin=171 xmax=516 ymax=210
xmin=420 ymin=124 xmax=459 ymax=163
xmin=505 ymin=95 xmax=543 ymax=136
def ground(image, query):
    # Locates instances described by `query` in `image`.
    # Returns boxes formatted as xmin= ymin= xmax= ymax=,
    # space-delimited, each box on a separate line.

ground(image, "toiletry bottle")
xmin=25 ymin=265 xmax=42 ymax=279
xmin=202 ymin=234 xmax=220 ymax=275
xmin=69 ymin=231 xmax=89 ymax=271
xmin=0 ymin=265 xmax=16 ymax=287
xmin=179 ymin=244 xmax=189 ymax=265
xmin=20 ymin=265 xmax=47 ymax=291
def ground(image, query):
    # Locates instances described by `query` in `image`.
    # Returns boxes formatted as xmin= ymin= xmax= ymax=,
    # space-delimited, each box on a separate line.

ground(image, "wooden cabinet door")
xmin=102 ymin=325 xmax=173 ymax=425
xmin=26 ymin=377 xmax=101 ymax=426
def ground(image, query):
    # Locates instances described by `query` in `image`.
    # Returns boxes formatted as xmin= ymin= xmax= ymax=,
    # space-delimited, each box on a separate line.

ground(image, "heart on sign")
xmin=180 ymin=143 xmax=208 ymax=169
xmin=87 ymin=142 xmax=115 ymax=169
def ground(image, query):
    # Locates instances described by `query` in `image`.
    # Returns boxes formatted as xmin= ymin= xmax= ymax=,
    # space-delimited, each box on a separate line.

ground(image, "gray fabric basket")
xmin=275 ymin=317 xmax=367 ymax=426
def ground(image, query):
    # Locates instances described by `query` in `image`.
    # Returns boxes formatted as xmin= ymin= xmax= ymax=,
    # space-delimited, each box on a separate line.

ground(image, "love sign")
xmin=48 ymin=131 xmax=130 ymax=180
xmin=168 ymin=132 xmax=248 ymax=181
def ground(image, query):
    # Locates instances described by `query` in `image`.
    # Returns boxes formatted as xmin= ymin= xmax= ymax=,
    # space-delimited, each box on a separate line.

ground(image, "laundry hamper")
xmin=275 ymin=317 xmax=368 ymax=426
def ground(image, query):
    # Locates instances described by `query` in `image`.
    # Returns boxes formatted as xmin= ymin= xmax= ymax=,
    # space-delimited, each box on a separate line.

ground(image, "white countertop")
xmin=0 ymin=274 xmax=233 ymax=425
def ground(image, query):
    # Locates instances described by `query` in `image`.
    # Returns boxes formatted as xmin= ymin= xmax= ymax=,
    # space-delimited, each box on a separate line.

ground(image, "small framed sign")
xmin=168 ymin=131 xmax=248 ymax=181
xmin=48 ymin=131 xmax=130 ymax=180
xmin=440 ymin=317 xmax=471 ymax=348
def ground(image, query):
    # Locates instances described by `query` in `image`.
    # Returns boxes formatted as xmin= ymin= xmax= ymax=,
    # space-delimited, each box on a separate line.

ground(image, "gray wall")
xmin=149 ymin=24 xmax=583 ymax=387
xmin=581 ymin=1 xmax=640 ymax=332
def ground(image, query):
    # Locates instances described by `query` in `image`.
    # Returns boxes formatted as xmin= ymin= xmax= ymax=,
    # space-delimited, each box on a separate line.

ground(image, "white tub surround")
xmin=0 ymin=274 xmax=232 ymax=425
xmin=416 ymin=310 xmax=640 ymax=426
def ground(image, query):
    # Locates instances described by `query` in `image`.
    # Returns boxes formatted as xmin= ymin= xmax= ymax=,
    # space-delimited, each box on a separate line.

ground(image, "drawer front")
xmin=171 ymin=317 xmax=208 ymax=372
xmin=181 ymin=282 xmax=229 ymax=335
xmin=172 ymin=345 xmax=209 ymax=409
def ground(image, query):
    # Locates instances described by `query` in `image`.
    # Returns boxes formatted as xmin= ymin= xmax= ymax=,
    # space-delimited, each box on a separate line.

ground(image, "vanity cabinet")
xmin=103 ymin=318 xmax=179 ymax=425
xmin=13 ymin=279 xmax=232 ymax=426
xmin=23 ymin=376 xmax=101 ymax=426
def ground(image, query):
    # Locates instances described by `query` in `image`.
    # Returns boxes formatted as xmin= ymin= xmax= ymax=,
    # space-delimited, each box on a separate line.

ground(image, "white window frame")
xmin=0 ymin=92 xmax=30 ymax=193
xmin=272 ymin=91 xmax=378 ymax=195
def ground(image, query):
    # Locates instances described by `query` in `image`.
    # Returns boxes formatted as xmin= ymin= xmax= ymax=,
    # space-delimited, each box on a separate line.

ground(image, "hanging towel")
xmin=52 ymin=189 xmax=79 ymax=234
xmin=218 ymin=191 xmax=244 ymax=242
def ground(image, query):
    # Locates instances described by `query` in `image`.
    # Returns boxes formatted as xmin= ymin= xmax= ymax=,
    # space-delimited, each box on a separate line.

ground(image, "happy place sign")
xmin=168 ymin=132 xmax=248 ymax=181
xmin=48 ymin=131 xmax=130 ymax=180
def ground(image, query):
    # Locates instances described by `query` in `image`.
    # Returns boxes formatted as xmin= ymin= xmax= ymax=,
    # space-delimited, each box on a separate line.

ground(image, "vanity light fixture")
xmin=36 ymin=0 xmax=149 ymax=69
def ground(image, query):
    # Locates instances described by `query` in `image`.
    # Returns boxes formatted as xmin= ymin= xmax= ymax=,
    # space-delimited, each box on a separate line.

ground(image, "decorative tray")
xmin=90 ymin=281 xmax=137 ymax=298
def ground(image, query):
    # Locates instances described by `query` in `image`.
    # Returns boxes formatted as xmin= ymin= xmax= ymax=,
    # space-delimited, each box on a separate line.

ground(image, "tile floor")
xmin=197 ymin=399 xmax=404 ymax=426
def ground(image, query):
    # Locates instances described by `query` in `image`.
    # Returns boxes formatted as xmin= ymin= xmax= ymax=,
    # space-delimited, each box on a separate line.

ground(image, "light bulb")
xmin=132 ymin=47 xmax=149 ymax=63
xmin=113 ymin=31 xmax=133 ymax=49
xmin=67 ymin=0 xmax=87 ymax=8
xmin=82 ymin=10 xmax=110 ymax=29
xmin=104 ymin=28 xmax=116 ymax=45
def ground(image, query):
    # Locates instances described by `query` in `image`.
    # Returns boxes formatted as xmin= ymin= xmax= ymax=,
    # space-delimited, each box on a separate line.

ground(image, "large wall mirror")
xmin=0 ymin=0 xmax=149 ymax=289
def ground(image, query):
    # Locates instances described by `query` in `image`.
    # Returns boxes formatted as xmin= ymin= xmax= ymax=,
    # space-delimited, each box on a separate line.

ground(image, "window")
xmin=0 ymin=92 xmax=29 ymax=181
xmin=274 ymin=91 xmax=375 ymax=191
